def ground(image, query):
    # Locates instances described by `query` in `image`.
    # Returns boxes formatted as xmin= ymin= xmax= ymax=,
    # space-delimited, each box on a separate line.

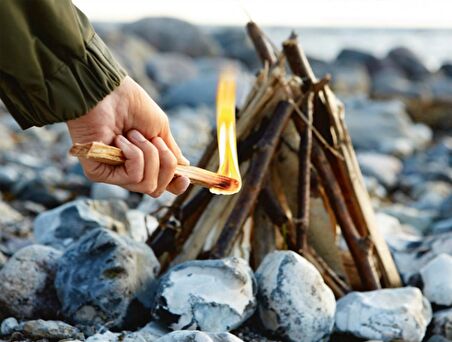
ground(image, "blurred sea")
xmin=241 ymin=27 xmax=452 ymax=70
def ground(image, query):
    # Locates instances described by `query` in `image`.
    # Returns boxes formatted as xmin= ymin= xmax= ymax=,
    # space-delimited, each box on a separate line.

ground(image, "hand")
xmin=67 ymin=76 xmax=190 ymax=197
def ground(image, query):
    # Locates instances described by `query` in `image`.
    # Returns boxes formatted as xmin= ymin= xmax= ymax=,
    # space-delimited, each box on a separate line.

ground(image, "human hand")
xmin=67 ymin=76 xmax=190 ymax=197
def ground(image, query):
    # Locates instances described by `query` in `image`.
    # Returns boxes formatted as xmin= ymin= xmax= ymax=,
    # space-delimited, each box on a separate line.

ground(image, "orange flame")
xmin=210 ymin=69 xmax=242 ymax=195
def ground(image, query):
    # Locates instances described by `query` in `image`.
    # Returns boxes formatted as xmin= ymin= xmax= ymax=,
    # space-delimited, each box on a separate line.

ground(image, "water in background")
xmin=262 ymin=27 xmax=452 ymax=70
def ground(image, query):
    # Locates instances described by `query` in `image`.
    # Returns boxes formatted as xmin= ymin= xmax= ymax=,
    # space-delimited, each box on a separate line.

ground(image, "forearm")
xmin=0 ymin=0 xmax=126 ymax=129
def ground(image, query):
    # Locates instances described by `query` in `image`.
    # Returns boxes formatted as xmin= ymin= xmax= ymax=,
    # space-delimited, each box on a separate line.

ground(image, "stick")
xmin=70 ymin=142 xmax=239 ymax=192
xmin=282 ymin=32 xmax=401 ymax=288
xmin=210 ymin=101 xmax=293 ymax=258
xmin=295 ymin=92 xmax=314 ymax=250
xmin=246 ymin=21 xmax=277 ymax=67
xmin=292 ymin=115 xmax=380 ymax=290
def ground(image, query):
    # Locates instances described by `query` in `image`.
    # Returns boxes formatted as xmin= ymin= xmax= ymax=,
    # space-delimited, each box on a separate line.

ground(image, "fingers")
xmin=126 ymin=130 xmax=160 ymax=195
xmin=80 ymin=135 xmax=144 ymax=185
xmin=167 ymin=175 xmax=191 ymax=195
xmin=150 ymin=137 xmax=178 ymax=197
xmin=126 ymin=131 xmax=190 ymax=197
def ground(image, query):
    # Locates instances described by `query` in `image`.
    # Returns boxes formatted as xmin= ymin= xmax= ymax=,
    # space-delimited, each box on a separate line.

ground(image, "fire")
xmin=210 ymin=69 xmax=242 ymax=195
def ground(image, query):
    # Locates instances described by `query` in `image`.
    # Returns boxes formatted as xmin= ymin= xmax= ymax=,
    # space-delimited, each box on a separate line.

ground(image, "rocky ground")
xmin=0 ymin=17 xmax=451 ymax=342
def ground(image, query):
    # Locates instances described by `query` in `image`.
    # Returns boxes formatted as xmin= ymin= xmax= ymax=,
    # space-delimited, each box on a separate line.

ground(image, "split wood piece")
xmin=246 ymin=21 xmax=277 ymax=66
xmin=293 ymin=115 xmax=380 ymax=290
xmin=283 ymin=33 xmax=401 ymax=287
xmin=296 ymin=92 xmax=314 ymax=250
xmin=210 ymin=101 xmax=294 ymax=258
xmin=70 ymin=142 xmax=239 ymax=192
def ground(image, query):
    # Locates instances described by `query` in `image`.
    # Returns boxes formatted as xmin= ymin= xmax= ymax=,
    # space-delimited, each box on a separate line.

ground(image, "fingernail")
xmin=117 ymin=135 xmax=131 ymax=152
xmin=181 ymin=156 xmax=190 ymax=166
xmin=180 ymin=176 xmax=190 ymax=192
xmin=152 ymin=137 xmax=169 ymax=151
xmin=129 ymin=130 xmax=147 ymax=143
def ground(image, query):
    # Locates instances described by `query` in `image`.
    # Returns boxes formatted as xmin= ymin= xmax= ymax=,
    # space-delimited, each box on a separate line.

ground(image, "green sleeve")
xmin=0 ymin=0 xmax=126 ymax=129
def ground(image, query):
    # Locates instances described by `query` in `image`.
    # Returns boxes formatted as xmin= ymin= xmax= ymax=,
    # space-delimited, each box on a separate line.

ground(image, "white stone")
xmin=86 ymin=331 xmax=120 ymax=342
xmin=90 ymin=183 xmax=129 ymax=200
xmin=420 ymin=254 xmax=452 ymax=306
xmin=256 ymin=251 xmax=336 ymax=342
xmin=375 ymin=212 xmax=421 ymax=252
xmin=357 ymin=152 xmax=402 ymax=188
xmin=1 ymin=317 xmax=19 ymax=335
xmin=156 ymin=331 xmax=244 ymax=342
xmin=153 ymin=257 xmax=256 ymax=332
xmin=335 ymin=287 xmax=432 ymax=342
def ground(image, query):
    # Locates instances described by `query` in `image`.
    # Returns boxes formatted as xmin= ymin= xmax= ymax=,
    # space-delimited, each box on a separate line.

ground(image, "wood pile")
xmin=75 ymin=22 xmax=402 ymax=297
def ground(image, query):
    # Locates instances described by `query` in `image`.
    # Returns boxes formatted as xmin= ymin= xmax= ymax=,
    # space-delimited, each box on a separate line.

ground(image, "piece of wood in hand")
xmin=70 ymin=142 xmax=239 ymax=192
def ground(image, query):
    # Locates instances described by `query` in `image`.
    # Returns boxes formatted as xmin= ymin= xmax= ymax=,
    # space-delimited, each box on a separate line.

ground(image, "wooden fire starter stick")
xmin=70 ymin=142 xmax=239 ymax=191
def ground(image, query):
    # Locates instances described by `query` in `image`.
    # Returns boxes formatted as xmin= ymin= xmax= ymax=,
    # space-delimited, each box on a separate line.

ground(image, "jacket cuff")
xmin=4 ymin=34 xmax=126 ymax=129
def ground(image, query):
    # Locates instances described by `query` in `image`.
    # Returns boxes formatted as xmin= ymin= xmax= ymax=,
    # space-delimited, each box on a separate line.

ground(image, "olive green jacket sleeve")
xmin=0 ymin=0 xmax=126 ymax=129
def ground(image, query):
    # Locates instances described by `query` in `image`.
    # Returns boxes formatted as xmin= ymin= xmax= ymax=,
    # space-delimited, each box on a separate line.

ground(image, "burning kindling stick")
xmin=70 ymin=70 xmax=242 ymax=195
xmin=69 ymin=142 xmax=239 ymax=192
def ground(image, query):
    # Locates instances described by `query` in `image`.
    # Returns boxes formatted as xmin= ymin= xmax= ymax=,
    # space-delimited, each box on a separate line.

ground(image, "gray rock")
xmin=124 ymin=17 xmax=219 ymax=57
xmin=430 ymin=308 xmax=452 ymax=340
xmin=440 ymin=62 xmax=452 ymax=78
xmin=371 ymin=62 xmax=430 ymax=101
xmin=1 ymin=317 xmax=19 ymax=335
xmin=0 ymin=245 xmax=61 ymax=319
xmin=344 ymin=97 xmax=432 ymax=156
xmin=427 ymin=335 xmax=450 ymax=342
xmin=412 ymin=182 xmax=451 ymax=214
xmin=85 ymin=331 xmax=120 ymax=342
xmin=375 ymin=212 xmax=422 ymax=252
xmin=34 ymin=199 xmax=146 ymax=249
xmin=439 ymin=194 xmax=452 ymax=220
xmin=96 ymin=26 xmax=159 ymax=99
xmin=163 ymin=67 xmax=253 ymax=109
xmin=90 ymin=183 xmax=129 ymax=201
xmin=55 ymin=228 xmax=160 ymax=329
xmin=156 ymin=331 xmax=244 ymax=342
xmin=387 ymin=47 xmax=430 ymax=81
xmin=336 ymin=48 xmax=382 ymax=75
xmin=22 ymin=320 xmax=83 ymax=340
xmin=211 ymin=27 xmax=258 ymax=70
xmin=146 ymin=53 xmax=198 ymax=89
xmin=420 ymin=254 xmax=452 ymax=306
xmin=381 ymin=204 xmax=435 ymax=234
xmin=167 ymin=106 xmax=213 ymax=163
xmin=392 ymin=231 xmax=452 ymax=283
xmin=123 ymin=321 xmax=169 ymax=342
xmin=256 ymin=251 xmax=336 ymax=342
xmin=432 ymin=218 xmax=452 ymax=234
xmin=330 ymin=62 xmax=370 ymax=95
xmin=357 ymin=152 xmax=402 ymax=188
xmin=0 ymin=251 xmax=6 ymax=269
xmin=153 ymin=257 xmax=256 ymax=332
xmin=402 ymin=137 xmax=452 ymax=184
xmin=335 ymin=287 xmax=431 ymax=342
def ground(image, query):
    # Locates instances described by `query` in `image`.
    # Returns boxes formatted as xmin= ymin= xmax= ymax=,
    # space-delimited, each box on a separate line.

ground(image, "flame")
xmin=210 ymin=69 xmax=242 ymax=195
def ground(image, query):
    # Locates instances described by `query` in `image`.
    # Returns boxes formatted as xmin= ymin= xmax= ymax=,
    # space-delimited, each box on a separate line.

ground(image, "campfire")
xmin=71 ymin=21 xmax=401 ymax=296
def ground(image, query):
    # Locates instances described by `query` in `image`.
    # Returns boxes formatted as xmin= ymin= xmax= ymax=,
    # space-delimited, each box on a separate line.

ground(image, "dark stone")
xmin=211 ymin=27 xmax=258 ymax=70
xmin=439 ymin=62 xmax=452 ymax=78
xmin=123 ymin=17 xmax=219 ymax=57
xmin=387 ymin=47 xmax=430 ymax=81
xmin=55 ymin=228 xmax=160 ymax=329
xmin=336 ymin=48 xmax=382 ymax=74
